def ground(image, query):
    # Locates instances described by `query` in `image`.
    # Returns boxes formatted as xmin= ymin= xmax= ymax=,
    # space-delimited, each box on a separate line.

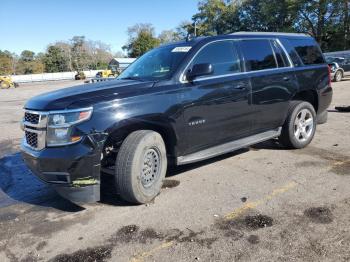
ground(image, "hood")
xmin=25 ymin=79 xmax=155 ymax=111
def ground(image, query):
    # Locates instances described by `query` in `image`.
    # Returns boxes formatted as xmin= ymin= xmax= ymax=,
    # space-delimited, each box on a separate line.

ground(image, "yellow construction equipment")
xmin=96 ymin=69 xmax=118 ymax=78
xmin=0 ymin=76 xmax=18 ymax=89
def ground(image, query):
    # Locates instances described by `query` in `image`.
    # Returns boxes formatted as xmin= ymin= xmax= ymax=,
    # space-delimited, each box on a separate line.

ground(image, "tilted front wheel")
xmin=279 ymin=101 xmax=316 ymax=149
xmin=334 ymin=71 xmax=342 ymax=82
xmin=115 ymin=130 xmax=167 ymax=204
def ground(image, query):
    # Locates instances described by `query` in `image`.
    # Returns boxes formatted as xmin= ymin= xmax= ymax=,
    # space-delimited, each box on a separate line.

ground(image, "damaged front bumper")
xmin=21 ymin=134 xmax=105 ymax=203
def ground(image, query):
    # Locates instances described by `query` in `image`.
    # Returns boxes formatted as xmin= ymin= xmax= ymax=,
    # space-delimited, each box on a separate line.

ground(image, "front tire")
xmin=334 ymin=71 xmax=343 ymax=82
xmin=279 ymin=101 xmax=316 ymax=149
xmin=115 ymin=130 xmax=167 ymax=204
xmin=0 ymin=81 xmax=10 ymax=89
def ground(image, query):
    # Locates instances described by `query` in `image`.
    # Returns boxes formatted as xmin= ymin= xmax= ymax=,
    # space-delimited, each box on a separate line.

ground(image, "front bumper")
xmin=21 ymin=136 xmax=102 ymax=203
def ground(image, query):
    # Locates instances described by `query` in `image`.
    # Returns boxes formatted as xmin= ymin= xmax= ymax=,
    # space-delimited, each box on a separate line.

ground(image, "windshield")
xmin=118 ymin=45 xmax=189 ymax=81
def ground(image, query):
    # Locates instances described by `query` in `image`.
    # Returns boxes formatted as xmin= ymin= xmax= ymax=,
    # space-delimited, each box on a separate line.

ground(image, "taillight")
xmin=327 ymin=65 xmax=332 ymax=87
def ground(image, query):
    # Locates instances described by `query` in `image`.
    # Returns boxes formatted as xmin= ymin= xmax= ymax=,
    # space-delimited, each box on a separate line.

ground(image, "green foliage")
xmin=190 ymin=0 xmax=350 ymax=52
xmin=15 ymin=50 xmax=44 ymax=74
xmin=123 ymin=23 xmax=161 ymax=57
xmin=128 ymin=31 xmax=160 ymax=57
xmin=43 ymin=46 xmax=70 ymax=73
xmin=0 ymin=50 xmax=15 ymax=75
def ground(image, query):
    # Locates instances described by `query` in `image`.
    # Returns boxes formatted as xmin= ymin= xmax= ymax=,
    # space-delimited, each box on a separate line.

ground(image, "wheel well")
xmin=292 ymin=90 xmax=318 ymax=113
xmin=101 ymin=122 xmax=177 ymax=168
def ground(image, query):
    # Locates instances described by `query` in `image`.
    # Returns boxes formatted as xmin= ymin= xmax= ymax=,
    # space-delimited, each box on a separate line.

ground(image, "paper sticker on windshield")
xmin=172 ymin=46 xmax=192 ymax=52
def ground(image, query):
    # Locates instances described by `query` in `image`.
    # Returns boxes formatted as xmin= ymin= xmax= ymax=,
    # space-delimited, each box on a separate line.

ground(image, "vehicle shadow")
xmin=167 ymin=139 xmax=284 ymax=177
xmin=0 ymin=140 xmax=285 ymax=209
xmin=0 ymin=153 xmax=84 ymax=212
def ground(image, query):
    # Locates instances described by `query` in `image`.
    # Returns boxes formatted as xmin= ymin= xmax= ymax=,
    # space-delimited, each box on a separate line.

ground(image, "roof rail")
xmin=230 ymin=31 xmax=309 ymax=37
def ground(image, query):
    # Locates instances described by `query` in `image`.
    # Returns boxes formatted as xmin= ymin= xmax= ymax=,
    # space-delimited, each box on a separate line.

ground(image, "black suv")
xmin=21 ymin=32 xmax=332 ymax=204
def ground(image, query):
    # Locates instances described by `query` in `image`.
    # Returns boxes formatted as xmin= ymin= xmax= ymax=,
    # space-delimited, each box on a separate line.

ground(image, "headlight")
xmin=46 ymin=108 xmax=92 ymax=146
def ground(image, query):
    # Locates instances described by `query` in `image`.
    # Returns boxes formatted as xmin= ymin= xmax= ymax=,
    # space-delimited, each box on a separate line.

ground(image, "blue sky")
xmin=0 ymin=0 xmax=199 ymax=55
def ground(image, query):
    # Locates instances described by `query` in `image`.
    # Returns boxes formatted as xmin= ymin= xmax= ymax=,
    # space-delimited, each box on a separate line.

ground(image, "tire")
xmin=334 ymin=71 xmax=343 ymax=82
xmin=279 ymin=101 xmax=317 ymax=149
xmin=0 ymin=81 xmax=10 ymax=89
xmin=115 ymin=130 xmax=167 ymax=204
xmin=317 ymin=110 xmax=328 ymax=125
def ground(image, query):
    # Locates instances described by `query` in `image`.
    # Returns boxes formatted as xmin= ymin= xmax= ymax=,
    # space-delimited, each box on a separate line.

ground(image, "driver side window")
xmin=190 ymin=40 xmax=241 ymax=78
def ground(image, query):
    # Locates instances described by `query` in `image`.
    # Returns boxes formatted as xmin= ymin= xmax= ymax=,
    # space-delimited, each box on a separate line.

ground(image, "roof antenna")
xmin=186 ymin=33 xmax=195 ymax=42
xmin=186 ymin=20 xmax=198 ymax=41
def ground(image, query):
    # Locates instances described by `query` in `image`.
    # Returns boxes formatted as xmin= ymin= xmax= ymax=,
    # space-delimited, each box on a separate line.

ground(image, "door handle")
xmin=234 ymin=84 xmax=247 ymax=90
xmin=283 ymin=76 xmax=291 ymax=81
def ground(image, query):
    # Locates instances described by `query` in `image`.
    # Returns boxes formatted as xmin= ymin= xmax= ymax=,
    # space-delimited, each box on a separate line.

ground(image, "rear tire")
xmin=279 ymin=101 xmax=316 ymax=149
xmin=115 ymin=130 xmax=167 ymax=204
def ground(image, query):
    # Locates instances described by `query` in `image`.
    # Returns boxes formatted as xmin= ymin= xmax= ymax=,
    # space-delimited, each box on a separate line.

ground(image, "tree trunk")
xmin=344 ymin=0 xmax=350 ymax=50
xmin=316 ymin=0 xmax=327 ymax=49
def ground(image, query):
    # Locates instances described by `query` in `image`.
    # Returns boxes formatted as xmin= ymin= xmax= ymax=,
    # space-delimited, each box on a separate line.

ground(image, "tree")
xmin=20 ymin=50 xmax=35 ymax=62
xmin=158 ymin=30 xmax=182 ymax=44
xmin=70 ymin=36 xmax=91 ymax=71
xmin=86 ymin=40 xmax=113 ymax=70
xmin=190 ymin=0 xmax=348 ymax=52
xmin=193 ymin=0 xmax=230 ymax=35
xmin=43 ymin=45 xmax=70 ymax=72
xmin=0 ymin=50 xmax=15 ymax=75
xmin=294 ymin=0 xmax=343 ymax=49
xmin=15 ymin=50 xmax=44 ymax=74
xmin=123 ymin=24 xmax=161 ymax=57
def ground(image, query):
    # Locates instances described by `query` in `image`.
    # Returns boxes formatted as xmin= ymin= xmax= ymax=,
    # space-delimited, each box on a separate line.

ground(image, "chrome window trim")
xmin=275 ymin=38 xmax=293 ymax=67
xmin=191 ymin=67 xmax=294 ymax=83
xmin=179 ymin=37 xmax=294 ymax=84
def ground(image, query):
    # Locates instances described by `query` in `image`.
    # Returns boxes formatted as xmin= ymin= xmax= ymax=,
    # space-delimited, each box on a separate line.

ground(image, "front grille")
xmin=23 ymin=110 xmax=47 ymax=150
xmin=25 ymin=131 xmax=38 ymax=148
xmin=24 ymin=112 xmax=40 ymax=124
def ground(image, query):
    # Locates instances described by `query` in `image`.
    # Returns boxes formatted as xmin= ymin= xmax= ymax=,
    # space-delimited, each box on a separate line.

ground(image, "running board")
xmin=177 ymin=128 xmax=282 ymax=165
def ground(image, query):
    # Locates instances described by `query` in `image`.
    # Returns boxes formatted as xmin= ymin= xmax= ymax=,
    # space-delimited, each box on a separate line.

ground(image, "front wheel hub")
xmin=141 ymin=148 xmax=161 ymax=188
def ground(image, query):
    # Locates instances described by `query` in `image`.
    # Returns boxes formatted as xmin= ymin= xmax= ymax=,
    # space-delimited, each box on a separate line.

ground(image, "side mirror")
xmin=187 ymin=63 xmax=213 ymax=81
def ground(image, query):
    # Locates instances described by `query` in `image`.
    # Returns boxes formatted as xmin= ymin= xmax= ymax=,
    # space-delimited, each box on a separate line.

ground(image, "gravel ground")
xmin=0 ymin=78 xmax=349 ymax=262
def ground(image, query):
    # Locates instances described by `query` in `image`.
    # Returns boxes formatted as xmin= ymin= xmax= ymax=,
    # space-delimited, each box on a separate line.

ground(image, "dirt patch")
xmin=330 ymin=160 xmax=350 ymax=175
xmin=215 ymin=213 xmax=273 ymax=243
xmin=109 ymin=226 xmax=217 ymax=249
xmin=295 ymin=146 xmax=349 ymax=163
xmin=296 ymin=161 xmax=326 ymax=168
xmin=244 ymin=215 xmax=274 ymax=230
xmin=110 ymin=224 xmax=139 ymax=243
xmin=162 ymin=179 xmax=180 ymax=189
xmin=304 ymin=207 xmax=333 ymax=224
xmin=36 ymin=241 xmax=47 ymax=251
xmin=294 ymin=146 xmax=350 ymax=175
xmin=247 ymin=235 xmax=259 ymax=244
xmin=164 ymin=229 xmax=217 ymax=249
xmin=138 ymin=228 xmax=164 ymax=244
xmin=51 ymin=246 xmax=112 ymax=262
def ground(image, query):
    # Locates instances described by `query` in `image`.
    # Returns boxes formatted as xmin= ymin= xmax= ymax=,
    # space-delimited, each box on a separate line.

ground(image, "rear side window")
xmin=271 ymin=40 xmax=290 ymax=68
xmin=240 ymin=39 xmax=277 ymax=71
xmin=191 ymin=40 xmax=241 ymax=77
xmin=289 ymin=38 xmax=325 ymax=65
